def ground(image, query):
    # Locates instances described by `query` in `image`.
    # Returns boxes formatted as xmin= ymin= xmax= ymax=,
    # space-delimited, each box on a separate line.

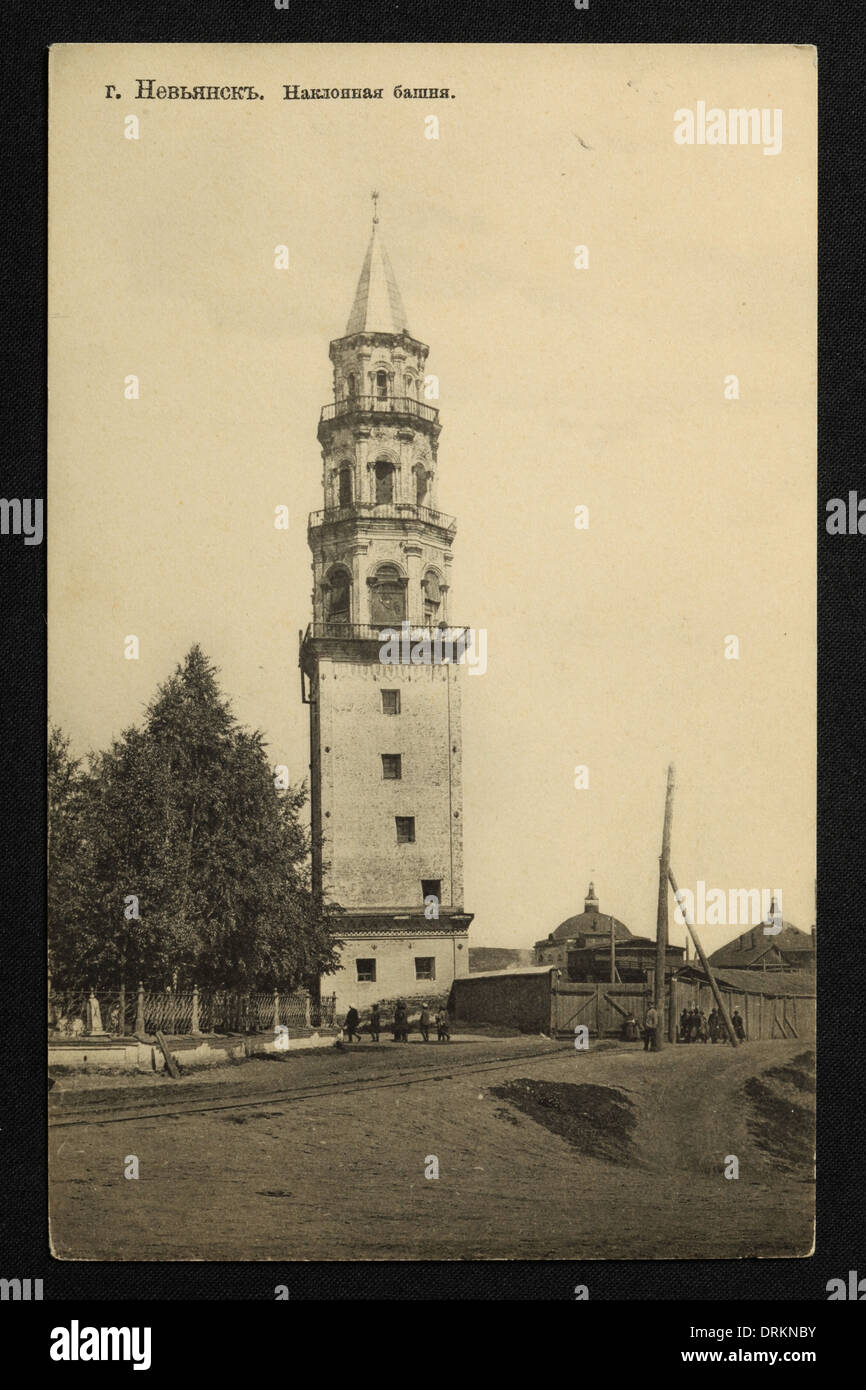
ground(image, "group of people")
xmin=621 ymin=1001 xmax=747 ymax=1051
xmin=341 ymin=1001 xmax=451 ymax=1044
xmin=621 ymin=1007 xmax=662 ymax=1049
xmin=416 ymin=1003 xmax=451 ymax=1043
xmin=678 ymin=1004 xmax=746 ymax=1043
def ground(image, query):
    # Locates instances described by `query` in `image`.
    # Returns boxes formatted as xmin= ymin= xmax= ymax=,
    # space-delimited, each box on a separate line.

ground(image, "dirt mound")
xmin=760 ymin=1050 xmax=816 ymax=1093
xmin=490 ymin=1079 xmax=636 ymax=1165
xmin=743 ymin=1051 xmax=815 ymax=1177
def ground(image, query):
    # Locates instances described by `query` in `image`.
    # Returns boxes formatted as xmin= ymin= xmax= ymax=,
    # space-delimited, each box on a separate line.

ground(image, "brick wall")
xmin=317 ymin=657 xmax=464 ymax=910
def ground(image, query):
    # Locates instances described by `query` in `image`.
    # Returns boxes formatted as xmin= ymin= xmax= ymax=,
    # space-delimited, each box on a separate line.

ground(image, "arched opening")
xmin=375 ymin=459 xmax=395 ymax=505
xmin=375 ymin=370 xmax=389 ymax=399
xmin=370 ymin=564 xmax=406 ymax=625
xmin=346 ymin=373 xmax=356 ymax=399
xmin=326 ymin=568 xmax=351 ymax=625
xmin=422 ymin=570 xmax=442 ymax=625
xmin=338 ymin=465 xmax=353 ymax=509
xmin=415 ymin=466 xmax=428 ymax=507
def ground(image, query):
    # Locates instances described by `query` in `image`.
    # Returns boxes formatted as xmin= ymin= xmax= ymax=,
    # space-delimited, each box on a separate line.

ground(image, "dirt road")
xmin=49 ymin=1038 xmax=813 ymax=1261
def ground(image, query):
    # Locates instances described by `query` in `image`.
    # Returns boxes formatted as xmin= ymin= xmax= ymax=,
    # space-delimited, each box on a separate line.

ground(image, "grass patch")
xmin=490 ymin=1079 xmax=637 ymax=1165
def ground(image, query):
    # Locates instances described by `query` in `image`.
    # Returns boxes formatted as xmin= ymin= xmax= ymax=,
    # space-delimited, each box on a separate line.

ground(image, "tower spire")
xmin=344 ymin=194 xmax=410 ymax=337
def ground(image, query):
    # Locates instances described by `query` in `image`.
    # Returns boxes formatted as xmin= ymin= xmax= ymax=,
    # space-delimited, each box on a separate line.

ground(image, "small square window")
xmin=396 ymin=816 xmax=415 ymax=844
xmin=356 ymin=959 xmax=376 ymax=983
xmin=422 ymin=879 xmax=441 ymax=903
xmin=382 ymin=689 xmax=400 ymax=715
xmin=382 ymin=754 xmax=402 ymax=780
xmin=415 ymin=957 xmax=436 ymax=981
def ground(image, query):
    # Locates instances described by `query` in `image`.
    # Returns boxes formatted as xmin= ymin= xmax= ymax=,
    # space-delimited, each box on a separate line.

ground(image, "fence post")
xmin=302 ymin=989 xmax=310 ymax=1027
xmin=272 ymin=989 xmax=280 ymax=1034
xmin=135 ymin=981 xmax=145 ymax=1035
xmin=191 ymin=983 xmax=200 ymax=1036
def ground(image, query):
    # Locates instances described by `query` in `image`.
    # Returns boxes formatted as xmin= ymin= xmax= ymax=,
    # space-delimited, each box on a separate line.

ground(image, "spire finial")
xmin=344 ymin=194 xmax=410 ymax=335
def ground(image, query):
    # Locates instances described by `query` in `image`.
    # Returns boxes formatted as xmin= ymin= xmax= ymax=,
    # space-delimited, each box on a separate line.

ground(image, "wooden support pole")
xmin=154 ymin=1029 xmax=181 ymax=1079
xmin=654 ymin=764 xmax=676 ymax=1049
xmin=667 ymin=866 xmax=738 ymax=1047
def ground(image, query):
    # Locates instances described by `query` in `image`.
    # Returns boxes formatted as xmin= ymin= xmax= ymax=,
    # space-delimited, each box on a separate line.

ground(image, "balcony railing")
xmin=319 ymin=394 xmax=439 ymax=425
xmin=308 ymin=501 xmax=456 ymax=536
xmin=304 ymin=621 xmax=468 ymax=645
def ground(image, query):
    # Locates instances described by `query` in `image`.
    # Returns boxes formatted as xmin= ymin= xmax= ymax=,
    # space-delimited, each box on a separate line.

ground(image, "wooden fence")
xmin=672 ymin=977 xmax=815 ymax=1042
xmin=551 ymin=979 xmax=814 ymax=1041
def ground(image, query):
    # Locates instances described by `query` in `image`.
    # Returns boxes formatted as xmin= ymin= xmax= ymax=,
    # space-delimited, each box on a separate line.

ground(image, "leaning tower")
xmin=299 ymin=197 xmax=472 ymax=1013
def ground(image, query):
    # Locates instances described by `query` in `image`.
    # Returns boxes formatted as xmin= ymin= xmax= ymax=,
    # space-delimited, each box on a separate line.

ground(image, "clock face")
xmin=372 ymin=584 xmax=405 ymax=624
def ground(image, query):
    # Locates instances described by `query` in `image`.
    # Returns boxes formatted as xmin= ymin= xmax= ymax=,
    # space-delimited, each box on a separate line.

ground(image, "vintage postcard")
xmin=48 ymin=42 xmax=816 ymax=1262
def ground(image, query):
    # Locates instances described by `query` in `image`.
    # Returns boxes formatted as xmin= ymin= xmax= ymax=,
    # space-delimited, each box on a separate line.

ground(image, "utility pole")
xmin=654 ymin=764 xmax=676 ymax=1049
xmin=609 ymin=914 xmax=616 ymax=984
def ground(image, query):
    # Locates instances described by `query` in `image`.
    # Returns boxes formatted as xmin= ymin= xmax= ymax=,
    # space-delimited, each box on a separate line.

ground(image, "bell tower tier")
xmin=300 ymin=197 xmax=472 ymax=1014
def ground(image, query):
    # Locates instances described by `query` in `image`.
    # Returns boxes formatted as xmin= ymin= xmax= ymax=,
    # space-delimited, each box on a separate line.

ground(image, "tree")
xmin=48 ymin=646 xmax=341 ymax=991
xmin=47 ymin=724 xmax=88 ymax=978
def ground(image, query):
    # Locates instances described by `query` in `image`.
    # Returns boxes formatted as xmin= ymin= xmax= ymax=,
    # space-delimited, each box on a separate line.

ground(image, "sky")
xmin=49 ymin=43 xmax=816 ymax=951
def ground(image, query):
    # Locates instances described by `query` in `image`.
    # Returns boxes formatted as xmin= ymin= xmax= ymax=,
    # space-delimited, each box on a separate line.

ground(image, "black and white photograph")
xmin=45 ymin=41 xmax=816 ymax=1265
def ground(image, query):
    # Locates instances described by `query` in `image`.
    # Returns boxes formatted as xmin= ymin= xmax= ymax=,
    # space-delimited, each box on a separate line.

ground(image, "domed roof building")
xmin=534 ymin=882 xmax=684 ymax=983
xmin=546 ymin=882 xmax=633 ymax=946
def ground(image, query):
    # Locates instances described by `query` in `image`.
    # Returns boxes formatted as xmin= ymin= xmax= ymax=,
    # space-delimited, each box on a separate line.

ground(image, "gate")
xmin=551 ymin=982 xmax=649 ymax=1038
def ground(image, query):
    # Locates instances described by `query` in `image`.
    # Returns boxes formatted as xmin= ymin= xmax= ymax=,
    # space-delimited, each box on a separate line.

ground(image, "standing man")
xmin=644 ymin=1002 xmax=659 ymax=1052
xmin=393 ymin=999 xmax=408 ymax=1042
xmin=369 ymin=1002 xmax=381 ymax=1043
xmin=344 ymin=1005 xmax=362 ymax=1043
xmin=419 ymin=1003 xmax=431 ymax=1043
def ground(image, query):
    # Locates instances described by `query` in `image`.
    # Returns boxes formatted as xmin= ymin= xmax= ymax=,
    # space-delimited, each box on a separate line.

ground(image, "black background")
xmin=1 ymin=0 xmax=863 ymax=1310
